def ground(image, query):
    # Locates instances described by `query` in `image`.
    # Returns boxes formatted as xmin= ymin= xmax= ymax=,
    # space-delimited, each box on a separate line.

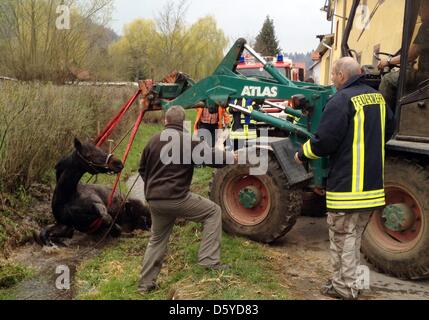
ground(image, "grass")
xmin=75 ymin=224 xmax=288 ymax=300
xmin=0 ymin=83 xmax=139 ymax=259
xmin=74 ymin=109 xmax=289 ymax=300
xmin=0 ymin=107 xmax=290 ymax=300
xmin=0 ymin=262 xmax=33 ymax=300
xmin=0 ymin=82 xmax=137 ymax=191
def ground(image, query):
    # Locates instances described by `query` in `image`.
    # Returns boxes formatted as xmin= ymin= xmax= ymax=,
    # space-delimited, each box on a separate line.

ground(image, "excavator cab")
xmin=342 ymin=0 xmax=429 ymax=280
xmin=343 ymin=0 xmax=429 ymax=115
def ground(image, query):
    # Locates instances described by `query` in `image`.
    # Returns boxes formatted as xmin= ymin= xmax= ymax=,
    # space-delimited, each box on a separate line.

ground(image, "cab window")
xmin=403 ymin=0 xmax=429 ymax=95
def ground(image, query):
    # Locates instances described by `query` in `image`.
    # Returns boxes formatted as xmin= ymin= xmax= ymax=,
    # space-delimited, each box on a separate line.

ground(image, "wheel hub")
xmin=239 ymin=186 xmax=262 ymax=209
xmin=383 ymin=203 xmax=416 ymax=232
xmin=222 ymin=175 xmax=271 ymax=226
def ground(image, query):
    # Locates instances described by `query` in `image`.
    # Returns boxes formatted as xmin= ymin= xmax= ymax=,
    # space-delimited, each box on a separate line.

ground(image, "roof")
xmin=237 ymin=61 xmax=292 ymax=69
xmin=308 ymin=60 xmax=321 ymax=71
xmin=315 ymin=34 xmax=335 ymax=56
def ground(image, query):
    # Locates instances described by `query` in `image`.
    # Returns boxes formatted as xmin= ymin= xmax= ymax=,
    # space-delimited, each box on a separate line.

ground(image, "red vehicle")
xmin=237 ymin=53 xmax=293 ymax=81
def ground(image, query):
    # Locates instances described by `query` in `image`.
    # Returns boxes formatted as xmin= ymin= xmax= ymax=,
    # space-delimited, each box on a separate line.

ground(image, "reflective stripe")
xmin=241 ymin=117 xmax=257 ymax=124
xmin=350 ymin=93 xmax=386 ymax=193
xmin=303 ymin=140 xmax=319 ymax=160
xmin=230 ymin=131 xmax=257 ymax=140
xmin=352 ymin=102 xmax=365 ymax=193
xmin=327 ymin=189 xmax=385 ymax=201
xmin=244 ymin=125 xmax=249 ymax=135
xmin=327 ymin=197 xmax=386 ymax=210
xmin=380 ymin=102 xmax=386 ymax=182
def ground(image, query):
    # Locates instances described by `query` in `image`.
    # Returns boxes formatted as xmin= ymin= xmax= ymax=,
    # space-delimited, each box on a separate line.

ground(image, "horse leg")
xmin=94 ymin=202 xmax=113 ymax=225
xmin=34 ymin=224 xmax=74 ymax=246
xmin=93 ymin=202 xmax=122 ymax=238
xmin=123 ymin=198 xmax=152 ymax=231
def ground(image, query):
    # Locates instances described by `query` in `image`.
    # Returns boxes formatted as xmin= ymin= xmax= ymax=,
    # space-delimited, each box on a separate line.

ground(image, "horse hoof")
xmin=110 ymin=224 xmax=122 ymax=238
xmin=33 ymin=230 xmax=48 ymax=247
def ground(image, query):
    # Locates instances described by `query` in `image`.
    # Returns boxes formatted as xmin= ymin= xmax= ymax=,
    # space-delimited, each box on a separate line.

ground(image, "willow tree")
xmin=109 ymin=0 xmax=228 ymax=81
xmin=0 ymin=0 xmax=113 ymax=83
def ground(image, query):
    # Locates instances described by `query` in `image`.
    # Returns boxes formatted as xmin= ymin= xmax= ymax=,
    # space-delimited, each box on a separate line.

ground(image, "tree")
xmin=109 ymin=19 xmax=157 ymax=81
xmin=254 ymin=16 xmax=281 ymax=57
xmin=182 ymin=16 xmax=228 ymax=80
xmin=0 ymin=0 xmax=114 ymax=83
xmin=109 ymin=1 xmax=228 ymax=81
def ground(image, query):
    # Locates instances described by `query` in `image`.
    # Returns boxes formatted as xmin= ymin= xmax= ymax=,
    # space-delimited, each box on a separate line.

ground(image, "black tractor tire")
xmin=209 ymin=153 xmax=302 ymax=243
xmin=362 ymin=158 xmax=429 ymax=279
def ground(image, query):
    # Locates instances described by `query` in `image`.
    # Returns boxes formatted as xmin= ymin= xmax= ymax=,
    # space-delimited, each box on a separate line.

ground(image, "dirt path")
xmin=271 ymin=216 xmax=429 ymax=300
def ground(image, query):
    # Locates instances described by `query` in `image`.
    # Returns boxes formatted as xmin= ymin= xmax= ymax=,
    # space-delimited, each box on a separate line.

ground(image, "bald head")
xmin=331 ymin=57 xmax=362 ymax=89
xmin=333 ymin=57 xmax=362 ymax=78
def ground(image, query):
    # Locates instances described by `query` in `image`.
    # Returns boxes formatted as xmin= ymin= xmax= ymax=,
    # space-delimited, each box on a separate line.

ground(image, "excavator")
xmin=97 ymin=0 xmax=429 ymax=280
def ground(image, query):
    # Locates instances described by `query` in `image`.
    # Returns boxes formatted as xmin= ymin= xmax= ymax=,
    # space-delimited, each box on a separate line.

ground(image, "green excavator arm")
xmin=142 ymin=38 xmax=336 ymax=187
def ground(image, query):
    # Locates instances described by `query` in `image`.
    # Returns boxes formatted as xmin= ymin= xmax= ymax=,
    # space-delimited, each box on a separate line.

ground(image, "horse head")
xmin=74 ymin=138 xmax=123 ymax=175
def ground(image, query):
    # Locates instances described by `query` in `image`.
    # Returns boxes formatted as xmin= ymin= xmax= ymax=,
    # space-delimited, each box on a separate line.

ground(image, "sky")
xmin=110 ymin=0 xmax=332 ymax=53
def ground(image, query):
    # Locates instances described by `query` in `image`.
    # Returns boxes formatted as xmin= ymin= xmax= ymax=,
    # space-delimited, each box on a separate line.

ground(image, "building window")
xmin=335 ymin=20 xmax=340 ymax=50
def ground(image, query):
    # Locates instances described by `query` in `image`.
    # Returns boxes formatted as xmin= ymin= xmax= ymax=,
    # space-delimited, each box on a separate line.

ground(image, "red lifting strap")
xmin=95 ymin=90 xmax=142 ymax=147
xmin=86 ymin=217 xmax=103 ymax=234
xmin=93 ymin=89 xmax=147 ymax=207
xmin=108 ymin=108 xmax=147 ymax=207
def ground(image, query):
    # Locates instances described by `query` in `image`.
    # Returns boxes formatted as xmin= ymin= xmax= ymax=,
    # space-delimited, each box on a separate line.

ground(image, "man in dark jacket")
xmin=295 ymin=57 xmax=395 ymax=300
xmin=138 ymin=106 xmax=234 ymax=294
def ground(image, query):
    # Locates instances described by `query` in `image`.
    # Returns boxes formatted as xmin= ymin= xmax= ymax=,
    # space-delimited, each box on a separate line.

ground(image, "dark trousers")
xmin=198 ymin=123 xmax=218 ymax=147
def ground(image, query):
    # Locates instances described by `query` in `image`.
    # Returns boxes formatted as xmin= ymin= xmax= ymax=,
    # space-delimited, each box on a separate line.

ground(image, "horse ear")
xmin=74 ymin=138 xmax=82 ymax=151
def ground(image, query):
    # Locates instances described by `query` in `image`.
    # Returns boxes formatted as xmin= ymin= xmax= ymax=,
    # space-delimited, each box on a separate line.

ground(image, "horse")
xmin=34 ymin=138 xmax=151 ymax=246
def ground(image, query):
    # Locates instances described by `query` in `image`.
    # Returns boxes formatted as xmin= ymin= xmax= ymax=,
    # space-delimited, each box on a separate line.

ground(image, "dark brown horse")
xmin=34 ymin=138 xmax=151 ymax=246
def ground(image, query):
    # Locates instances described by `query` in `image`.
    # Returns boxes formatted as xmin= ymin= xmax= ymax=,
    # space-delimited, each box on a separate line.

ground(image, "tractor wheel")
xmin=209 ymin=154 xmax=302 ymax=243
xmin=362 ymin=158 xmax=429 ymax=279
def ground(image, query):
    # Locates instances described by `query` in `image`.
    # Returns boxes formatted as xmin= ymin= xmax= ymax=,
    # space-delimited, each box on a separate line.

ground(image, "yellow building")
xmin=317 ymin=0 xmax=407 ymax=85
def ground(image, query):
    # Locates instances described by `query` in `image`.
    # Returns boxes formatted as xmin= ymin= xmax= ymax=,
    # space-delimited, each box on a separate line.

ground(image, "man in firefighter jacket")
xmin=227 ymin=98 xmax=259 ymax=151
xmin=295 ymin=57 xmax=395 ymax=300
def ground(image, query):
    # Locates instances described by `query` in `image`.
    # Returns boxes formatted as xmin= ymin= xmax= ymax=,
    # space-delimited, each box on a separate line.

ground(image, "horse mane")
xmin=55 ymin=155 xmax=73 ymax=182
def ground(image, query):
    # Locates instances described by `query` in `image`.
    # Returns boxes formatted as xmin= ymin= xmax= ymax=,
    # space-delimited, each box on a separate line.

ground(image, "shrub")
xmin=0 ymin=82 xmax=140 ymax=190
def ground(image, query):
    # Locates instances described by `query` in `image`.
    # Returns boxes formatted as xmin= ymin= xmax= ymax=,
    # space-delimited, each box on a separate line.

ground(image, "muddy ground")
xmin=4 ymin=176 xmax=429 ymax=300
xmin=7 ymin=215 xmax=429 ymax=300
xmin=6 ymin=235 xmax=110 ymax=300
xmin=272 ymin=216 xmax=429 ymax=300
